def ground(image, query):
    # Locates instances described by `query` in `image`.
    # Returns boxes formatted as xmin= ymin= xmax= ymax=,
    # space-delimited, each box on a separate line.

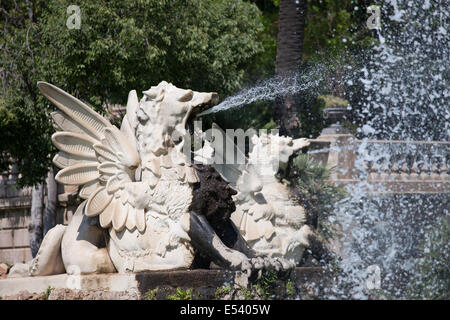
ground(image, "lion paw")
xmin=239 ymin=256 xmax=294 ymax=280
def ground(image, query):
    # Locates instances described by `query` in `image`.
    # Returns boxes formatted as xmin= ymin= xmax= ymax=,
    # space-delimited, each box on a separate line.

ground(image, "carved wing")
xmin=38 ymin=82 xmax=146 ymax=232
xmin=194 ymin=123 xmax=263 ymax=195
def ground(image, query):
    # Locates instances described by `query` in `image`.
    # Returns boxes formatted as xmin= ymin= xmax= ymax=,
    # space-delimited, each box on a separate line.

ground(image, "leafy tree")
xmin=0 ymin=0 xmax=264 ymax=254
xmin=303 ymin=0 xmax=373 ymax=62
xmin=408 ymin=217 xmax=450 ymax=299
xmin=0 ymin=1 xmax=52 ymax=255
xmin=296 ymin=0 xmax=374 ymax=138
xmin=0 ymin=0 xmax=265 ymax=186
xmin=205 ymin=0 xmax=279 ymax=133
xmin=0 ymin=0 xmax=54 ymax=187
xmin=246 ymin=0 xmax=279 ymax=82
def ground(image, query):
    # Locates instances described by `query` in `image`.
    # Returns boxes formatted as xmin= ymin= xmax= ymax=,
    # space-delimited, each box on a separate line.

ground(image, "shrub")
xmin=289 ymin=153 xmax=345 ymax=241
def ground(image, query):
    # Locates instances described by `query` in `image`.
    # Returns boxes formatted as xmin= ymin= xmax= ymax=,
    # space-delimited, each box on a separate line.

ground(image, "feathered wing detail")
xmin=52 ymin=132 xmax=98 ymax=160
xmin=38 ymin=82 xmax=111 ymax=140
xmin=193 ymin=123 xmax=245 ymax=187
xmin=55 ymin=162 xmax=100 ymax=185
xmin=85 ymin=187 xmax=113 ymax=217
xmin=79 ymin=180 xmax=100 ymax=200
xmin=38 ymin=82 xmax=145 ymax=232
xmin=119 ymin=90 xmax=139 ymax=148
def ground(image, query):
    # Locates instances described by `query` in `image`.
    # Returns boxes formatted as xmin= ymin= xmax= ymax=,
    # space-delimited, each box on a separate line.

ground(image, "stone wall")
xmin=0 ymin=164 xmax=78 ymax=265
xmin=0 ymin=165 xmax=33 ymax=264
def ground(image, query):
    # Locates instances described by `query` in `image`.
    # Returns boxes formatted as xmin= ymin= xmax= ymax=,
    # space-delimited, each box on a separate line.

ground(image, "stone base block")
xmin=0 ymin=267 xmax=328 ymax=300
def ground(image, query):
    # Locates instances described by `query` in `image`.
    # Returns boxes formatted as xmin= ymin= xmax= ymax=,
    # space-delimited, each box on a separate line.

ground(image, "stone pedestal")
xmin=0 ymin=267 xmax=330 ymax=300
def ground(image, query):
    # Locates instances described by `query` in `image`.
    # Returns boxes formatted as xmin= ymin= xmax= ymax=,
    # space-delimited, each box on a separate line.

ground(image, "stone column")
xmin=307 ymin=105 xmax=358 ymax=185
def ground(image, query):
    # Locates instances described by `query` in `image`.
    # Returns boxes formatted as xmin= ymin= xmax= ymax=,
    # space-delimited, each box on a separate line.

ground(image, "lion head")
xmin=125 ymin=81 xmax=218 ymax=166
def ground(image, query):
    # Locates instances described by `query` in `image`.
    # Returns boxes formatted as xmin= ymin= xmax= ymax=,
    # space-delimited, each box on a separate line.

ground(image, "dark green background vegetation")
xmin=0 ymin=0 xmax=375 ymax=186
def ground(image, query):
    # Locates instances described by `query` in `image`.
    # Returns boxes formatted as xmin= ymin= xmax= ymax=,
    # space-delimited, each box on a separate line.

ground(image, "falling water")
xmin=320 ymin=0 xmax=449 ymax=299
xmin=200 ymin=0 xmax=448 ymax=299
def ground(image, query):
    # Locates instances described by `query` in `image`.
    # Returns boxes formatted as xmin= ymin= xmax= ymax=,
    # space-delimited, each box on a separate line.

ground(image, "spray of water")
xmin=197 ymin=64 xmax=327 ymax=116
xmin=321 ymin=0 xmax=449 ymax=299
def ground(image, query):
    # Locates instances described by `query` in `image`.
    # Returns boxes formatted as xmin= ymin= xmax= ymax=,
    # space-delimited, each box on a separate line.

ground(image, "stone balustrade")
xmin=361 ymin=140 xmax=448 ymax=178
xmin=308 ymin=103 xmax=449 ymax=194
xmin=308 ymin=136 xmax=449 ymax=194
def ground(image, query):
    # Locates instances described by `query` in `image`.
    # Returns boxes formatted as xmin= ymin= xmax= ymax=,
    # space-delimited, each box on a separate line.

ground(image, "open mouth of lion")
xmin=186 ymin=92 xmax=219 ymax=130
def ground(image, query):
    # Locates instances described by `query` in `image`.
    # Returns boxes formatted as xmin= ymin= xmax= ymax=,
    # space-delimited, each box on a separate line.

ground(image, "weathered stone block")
xmin=0 ymin=185 xmax=6 ymax=198
xmin=0 ymin=210 xmax=30 ymax=229
xmin=0 ymin=248 xmax=32 ymax=265
xmin=0 ymin=229 xmax=30 ymax=249
xmin=0 ymin=229 xmax=13 ymax=248
xmin=0 ymin=268 xmax=329 ymax=300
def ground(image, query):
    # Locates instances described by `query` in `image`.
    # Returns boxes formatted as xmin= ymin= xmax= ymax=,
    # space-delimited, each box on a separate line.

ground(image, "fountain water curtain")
xmin=325 ymin=0 xmax=449 ymax=299
xmin=200 ymin=0 xmax=449 ymax=299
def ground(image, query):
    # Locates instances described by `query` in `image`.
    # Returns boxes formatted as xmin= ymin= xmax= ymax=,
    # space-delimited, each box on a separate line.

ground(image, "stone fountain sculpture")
xmin=194 ymin=126 xmax=330 ymax=265
xmin=29 ymin=81 xmax=294 ymax=277
xmin=232 ymin=133 xmax=315 ymax=263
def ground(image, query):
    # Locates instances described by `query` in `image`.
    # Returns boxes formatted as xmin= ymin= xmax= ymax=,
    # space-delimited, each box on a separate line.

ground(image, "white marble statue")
xmin=29 ymin=81 xmax=293 ymax=277
xmin=195 ymin=127 xmax=319 ymax=264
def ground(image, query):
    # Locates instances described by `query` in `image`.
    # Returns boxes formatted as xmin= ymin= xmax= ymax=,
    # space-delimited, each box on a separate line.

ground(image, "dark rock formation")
xmin=189 ymin=164 xmax=237 ymax=246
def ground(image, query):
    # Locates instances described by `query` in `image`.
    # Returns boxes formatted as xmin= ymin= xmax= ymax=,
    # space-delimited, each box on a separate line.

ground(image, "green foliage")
xmin=317 ymin=95 xmax=349 ymax=108
xmin=41 ymin=286 xmax=54 ymax=300
xmin=0 ymin=1 xmax=55 ymax=186
xmin=245 ymin=0 xmax=280 ymax=82
xmin=234 ymin=271 xmax=296 ymax=300
xmin=144 ymin=287 xmax=159 ymax=300
xmin=0 ymin=0 xmax=264 ymax=186
xmin=303 ymin=0 xmax=374 ymax=61
xmin=167 ymin=287 xmax=195 ymax=300
xmin=408 ymin=217 xmax=450 ymax=300
xmin=301 ymin=94 xmax=357 ymax=136
xmin=209 ymin=100 xmax=275 ymax=133
xmin=262 ymin=119 xmax=277 ymax=130
xmin=196 ymin=1 xmax=280 ymax=133
xmin=285 ymin=280 xmax=295 ymax=296
xmin=210 ymin=1 xmax=375 ymax=139
xmin=254 ymin=271 xmax=278 ymax=299
xmin=214 ymin=284 xmax=231 ymax=300
xmin=38 ymin=0 xmax=264 ymax=101
xmin=293 ymin=1 xmax=375 ymax=138
xmin=293 ymin=154 xmax=333 ymax=192
xmin=290 ymin=153 xmax=345 ymax=240
xmin=296 ymin=91 xmax=326 ymax=138
xmin=239 ymin=287 xmax=255 ymax=300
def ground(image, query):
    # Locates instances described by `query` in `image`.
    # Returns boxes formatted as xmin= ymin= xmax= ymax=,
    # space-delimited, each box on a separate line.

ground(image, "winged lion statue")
xmin=29 ymin=81 xmax=294 ymax=277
